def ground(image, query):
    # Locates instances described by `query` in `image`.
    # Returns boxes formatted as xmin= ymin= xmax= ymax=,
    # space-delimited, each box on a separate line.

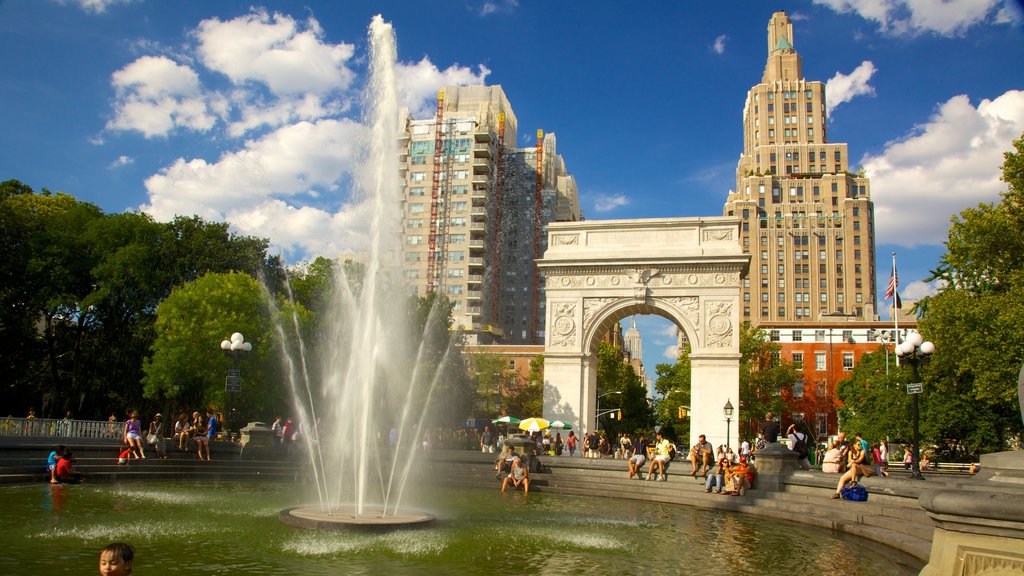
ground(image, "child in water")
xmin=98 ymin=542 xmax=133 ymax=576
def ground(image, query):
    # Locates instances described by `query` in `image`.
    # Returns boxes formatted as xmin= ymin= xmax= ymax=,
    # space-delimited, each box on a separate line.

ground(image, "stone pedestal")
xmin=238 ymin=421 xmax=274 ymax=460
xmin=919 ymin=450 xmax=1024 ymax=575
xmin=750 ymin=443 xmax=799 ymax=491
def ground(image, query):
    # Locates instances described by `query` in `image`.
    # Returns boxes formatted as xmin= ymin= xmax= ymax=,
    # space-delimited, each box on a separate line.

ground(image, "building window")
xmin=842 ymin=352 xmax=855 ymax=371
xmin=815 ymin=330 xmax=825 ymax=342
xmin=815 ymin=352 xmax=826 ymax=371
xmin=793 ymin=352 xmax=804 ymax=369
xmin=409 ymin=187 xmax=425 ymax=196
xmin=770 ymin=330 xmax=780 ymax=342
xmin=407 ymin=235 xmax=423 ymax=245
xmin=842 ymin=330 xmax=853 ymax=342
xmin=792 ymin=330 xmax=802 ymax=342
xmin=793 ymin=378 xmax=804 ymax=398
xmin=449 ymin=251 xmax=465 ymax=261
xmin=447 ymin=285 xmax=463 ymax=296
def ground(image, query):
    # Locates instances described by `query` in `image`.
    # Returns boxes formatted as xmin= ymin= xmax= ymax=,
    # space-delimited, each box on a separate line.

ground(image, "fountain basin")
xmin=279 ymin=505 xmax=436 ymax=531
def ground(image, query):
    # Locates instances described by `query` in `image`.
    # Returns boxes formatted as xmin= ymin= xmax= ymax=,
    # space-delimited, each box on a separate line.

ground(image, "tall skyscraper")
xmin=399 ymin=85 xmax=582 ymax=343
xmin=622 ymin=316 xmax=643 ymax=364
xmin=724 ymin=11 xmax=876 ymax=325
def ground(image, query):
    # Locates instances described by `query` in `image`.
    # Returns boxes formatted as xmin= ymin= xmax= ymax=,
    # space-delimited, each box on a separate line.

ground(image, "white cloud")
xmin=480 ymin=0 xmax=519 ymax=16
xmin=107 ymin=55 xmax=225 ymax=138
xmin=108 ymin=155 xmax=134 ymax=169
xmin=195 ymin=9 xmax=356 ymax=96
xmin=863 ymin=90 xmax=1024 ymax=247
xmin=712 ymin=35 xmax=728 ymax=55
xmin=57 ymin=0 xmax=134 ymax=14
xmin=395 ymin=58 xmax=491 ymax=119
xmin=141 ymin=118 xmax=366 ymax=258
xmin=825 ymin=61 xmax=876 ymax=116
xmin=662 ymin=345 xmax=680 ymax=361
xmin=813 ymin=0 xmax=1006 ymax=36
xmin=900 ymin=278 xmax=947 ymax=301
xmin=226 ymin=93 xmax=348 ymax=137
xmin=114 ymin=11 xmax=491 ymax=260
xmin=592 ymin=193 xmax=630 ymax=212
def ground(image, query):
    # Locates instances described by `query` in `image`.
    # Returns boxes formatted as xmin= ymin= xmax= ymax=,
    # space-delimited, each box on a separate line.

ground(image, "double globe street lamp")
xmin=895 ymin=331 xmax=935 ymax=481
xmin=220 ymin=332 xmax=252 ymax=441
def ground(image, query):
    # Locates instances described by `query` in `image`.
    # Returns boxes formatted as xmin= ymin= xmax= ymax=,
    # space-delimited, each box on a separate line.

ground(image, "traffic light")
xmin=616 ymin=409 xmax=622 ymax=420
xmin=678 ymin=406 xmax=688 ymax=419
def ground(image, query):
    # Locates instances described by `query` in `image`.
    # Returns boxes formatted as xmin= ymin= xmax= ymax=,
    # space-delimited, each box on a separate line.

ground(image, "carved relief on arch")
xmin=583 ymin=297 xmax=617 ymax=329
xmin=660 ymin=296 xmax=700 ymax=342
xmin=705 ymin=301 xmax=734 ymax=349
xmin=550 ymin=302 xmax=578 ymax=349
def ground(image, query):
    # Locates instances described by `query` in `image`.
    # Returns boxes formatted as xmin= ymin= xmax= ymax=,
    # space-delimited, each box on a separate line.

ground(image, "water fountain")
xmin=277 ymin=14 xmax=441 ymax=531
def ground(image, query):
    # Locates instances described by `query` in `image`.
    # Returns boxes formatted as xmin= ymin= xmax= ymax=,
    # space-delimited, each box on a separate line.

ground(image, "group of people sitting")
xmin=47 ymin=445 xmax=84 ymax=484
xmin=824 ymin=432 xmax=896 ymax=498
xmin=494 ymin=444 xmax=530 ymax=494
xmin=171 ymin=410 xmax=220 ymax=461
xmin=702 ymin=448 xmax=756 ymax=495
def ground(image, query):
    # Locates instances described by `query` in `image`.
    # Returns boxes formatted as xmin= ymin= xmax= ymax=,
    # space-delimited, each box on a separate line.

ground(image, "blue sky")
xmin=1 ymin=0 xmax=1022 ymax=365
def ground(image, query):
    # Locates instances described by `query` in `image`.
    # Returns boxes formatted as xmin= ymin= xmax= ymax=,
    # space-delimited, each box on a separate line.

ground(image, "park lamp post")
xmin=220 ymin=332 xmax=252 ymax=441
xmin=723 ymin=399 xmax=734 ymax=450
xmin=596 ymin=390 xmax=622 ymax=431
xmin=895 ymin=331 xmax=935 ymax=481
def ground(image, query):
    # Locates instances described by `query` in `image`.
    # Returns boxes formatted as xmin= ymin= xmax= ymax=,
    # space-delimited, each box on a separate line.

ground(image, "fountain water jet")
xmin=277 ymin=14 xmax=444 ymax=530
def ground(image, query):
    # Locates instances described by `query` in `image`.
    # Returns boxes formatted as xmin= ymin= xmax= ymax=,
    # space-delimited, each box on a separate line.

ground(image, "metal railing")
xmin=0 ymin=417 xmax=122 ymax=439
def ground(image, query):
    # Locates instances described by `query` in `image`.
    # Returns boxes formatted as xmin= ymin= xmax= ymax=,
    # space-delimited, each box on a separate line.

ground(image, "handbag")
xmin=840 ymin=484 xmax=868 ymax=501
xmin=146 ymin=433 xmax=158 ymax=445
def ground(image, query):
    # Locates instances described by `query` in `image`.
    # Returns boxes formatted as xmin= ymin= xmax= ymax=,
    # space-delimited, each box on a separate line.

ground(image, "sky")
xmin=1 ymin=0 xmax=1023 ymax=366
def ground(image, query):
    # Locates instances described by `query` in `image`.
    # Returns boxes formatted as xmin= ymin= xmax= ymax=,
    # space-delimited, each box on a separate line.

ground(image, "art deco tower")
xmin=724 ymin=11 xmax=876 ymax=324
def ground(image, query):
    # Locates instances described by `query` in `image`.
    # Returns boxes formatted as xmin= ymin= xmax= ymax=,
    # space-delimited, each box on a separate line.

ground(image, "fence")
xmin=0 ymin=417 xmax=121 ymax=439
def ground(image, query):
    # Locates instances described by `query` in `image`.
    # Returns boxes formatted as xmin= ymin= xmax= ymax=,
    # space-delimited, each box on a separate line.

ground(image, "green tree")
xmin=916 ymin=132 xmax=1024 ymax=453
xmin=738 ymin=323 xmax=798 ymax=440
xmin=142 ymin=271 xmax=284 ymax=420
xmin=467 ymin=353 xmax=507 ymax=417
xmin=653 ymin=358 xmax=690 ymax=440
xmin=596 ymin=341 xmax=654 ymax=437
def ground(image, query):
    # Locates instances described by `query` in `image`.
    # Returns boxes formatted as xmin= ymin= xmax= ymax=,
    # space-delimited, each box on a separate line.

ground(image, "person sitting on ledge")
xmin=55 ymin=449 xmax=84 ymax=483
xmin=47 ymin=444 xmax=66 ymax=484
xmin=705 ymin=447 xmax=728 ymax=494
xmin=495 ymin=444 xmax=516 ymax=478
xmin=501 ymin=456 xmax=529 ymax=494
xmin=627 ymin=434 xmax=649 ymax=479
xmin=820 ymin=440 xmax=843 ymax=474
xmin=725 ymin=455 xmax=754 ymax=496
xmin=831 ymin=441 xmax=872 ymax=499
xmin=646 ymin=431 xmax=672 ymax=481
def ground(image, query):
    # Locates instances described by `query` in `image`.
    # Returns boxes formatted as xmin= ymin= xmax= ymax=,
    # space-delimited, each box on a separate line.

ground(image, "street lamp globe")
xmin=919 ymin=341 xmax=935 ymax=355
xmin=723 ymin=400 xmax=734 ymax=418
xmin=905 ymin=331 xmax=924 ymax=348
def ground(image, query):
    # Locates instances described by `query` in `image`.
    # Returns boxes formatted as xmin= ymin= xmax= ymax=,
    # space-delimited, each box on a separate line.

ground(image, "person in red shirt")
xmin=55 ymin=450 xmax=84 ymax=483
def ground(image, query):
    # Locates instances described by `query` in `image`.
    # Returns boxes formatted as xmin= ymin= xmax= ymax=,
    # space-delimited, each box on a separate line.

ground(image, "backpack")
xmin=840 ymin=484 xmax=868 ymax=501
xmin=668 ymin=443 xmax=677 ymax=460
xmin=792 ymin=433 xmax=808 ymax=459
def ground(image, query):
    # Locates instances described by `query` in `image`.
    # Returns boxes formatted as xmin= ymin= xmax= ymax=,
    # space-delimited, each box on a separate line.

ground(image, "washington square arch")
xmin=538 ymin=216 xmax=749 ymax=449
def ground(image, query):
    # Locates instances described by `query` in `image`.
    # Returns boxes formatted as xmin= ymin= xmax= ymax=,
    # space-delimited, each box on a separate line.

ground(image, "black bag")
xmin=792 ymin=433 xmax=808 ymax=459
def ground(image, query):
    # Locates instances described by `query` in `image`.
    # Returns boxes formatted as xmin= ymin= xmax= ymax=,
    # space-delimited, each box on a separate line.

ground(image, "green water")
xmin=1 ymin=481 xmax=921 ymax=575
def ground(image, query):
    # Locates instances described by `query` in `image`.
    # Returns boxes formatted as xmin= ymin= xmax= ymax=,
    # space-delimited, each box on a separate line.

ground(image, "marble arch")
xmin=538 ymin=217 xmax=749 ymax=449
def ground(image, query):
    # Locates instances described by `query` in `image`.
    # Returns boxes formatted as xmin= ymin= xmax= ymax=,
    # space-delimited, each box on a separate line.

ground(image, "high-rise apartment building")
xmin=724 ymin=11 xmax=876 ymax=325
xmin=399 ymin=85 xmax=582 ymax=343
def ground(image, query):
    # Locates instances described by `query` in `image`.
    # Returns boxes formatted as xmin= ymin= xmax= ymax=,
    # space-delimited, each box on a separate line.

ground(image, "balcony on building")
xmin=473 ymin=142 xmax=491 ymax=158
xmin=466 ymin=289 xmax=483 ymax=301
xmin=466 ymin=274 xmax=483 ymax=285
xmin=468 ymin=256 xmax=485 ymax=269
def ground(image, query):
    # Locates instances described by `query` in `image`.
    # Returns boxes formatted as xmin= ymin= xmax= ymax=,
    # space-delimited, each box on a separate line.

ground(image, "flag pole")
xmin=892 ymin=252 xmax=900 ymax=367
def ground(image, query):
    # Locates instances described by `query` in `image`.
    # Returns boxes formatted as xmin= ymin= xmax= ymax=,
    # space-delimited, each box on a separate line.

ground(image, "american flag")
xmin=885 ymin=265 xmax=898 ymax=301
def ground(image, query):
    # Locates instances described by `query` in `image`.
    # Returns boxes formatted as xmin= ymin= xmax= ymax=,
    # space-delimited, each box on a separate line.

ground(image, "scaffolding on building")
xmin=426 ymin=90 xmax=456 ymax=293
